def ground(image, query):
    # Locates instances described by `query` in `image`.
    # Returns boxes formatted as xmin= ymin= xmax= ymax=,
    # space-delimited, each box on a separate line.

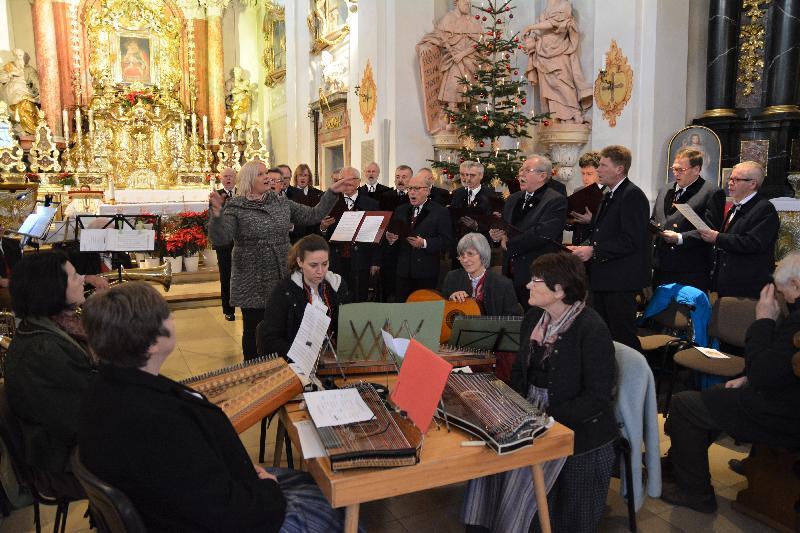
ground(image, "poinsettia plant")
xmin=122 ymin=89 xmax=156 ymax=108
xmin=165 ymin=226 xmax=208 ymax=256
xmin=57 ymin=172 xmax=76 ymax=187
xmin=177 ymin=210 xmax=209 ymax=234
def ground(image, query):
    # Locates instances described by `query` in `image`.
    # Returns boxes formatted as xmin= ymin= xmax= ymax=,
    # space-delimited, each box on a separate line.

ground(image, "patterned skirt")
xmin=268 ymin=467 xmax=356 ymax=533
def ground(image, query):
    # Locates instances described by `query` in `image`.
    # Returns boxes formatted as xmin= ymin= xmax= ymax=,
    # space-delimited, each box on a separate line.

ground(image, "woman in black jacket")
xmin=260 ymin=234 xmax=350 ymax=358
xmin=462 ymin=252 xmax=617 ymax=533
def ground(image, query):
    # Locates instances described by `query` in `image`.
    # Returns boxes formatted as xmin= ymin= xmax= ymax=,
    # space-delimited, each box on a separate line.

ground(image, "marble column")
xmin=206 ymin=0 xmax=228 ymax=145
xmin=702 ymin=0 xmax=740 ymax=118
xmin=31 ymin=0 xmax=62 ymax=134
xmin=763 ymin=0 xmax=800 ymax=114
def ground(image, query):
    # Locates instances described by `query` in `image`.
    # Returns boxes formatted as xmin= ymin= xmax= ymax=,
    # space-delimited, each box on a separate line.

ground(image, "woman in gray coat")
xmin=209 ymin=160 xmax=356 ymax=358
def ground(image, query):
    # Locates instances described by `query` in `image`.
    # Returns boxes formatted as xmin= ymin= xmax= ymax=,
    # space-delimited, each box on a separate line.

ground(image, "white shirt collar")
xmin=735 ymin=191 xmax=757 ymax=206
xmin=466 ymin=185 xmax=481 ymax=196
xmin=345 ymin=191 xmax=359 ymax=203
xmin=303 ymin=186 xmax=309 ymax=194
xmin=610 ymin=177 xmax=627 ymax=195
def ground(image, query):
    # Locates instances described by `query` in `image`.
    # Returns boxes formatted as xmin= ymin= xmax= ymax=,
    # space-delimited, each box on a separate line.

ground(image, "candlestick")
xmin=62 ymin=109 xmax=69 ymax=140
xmin=88 ymin=109 xmax=94 ymax=133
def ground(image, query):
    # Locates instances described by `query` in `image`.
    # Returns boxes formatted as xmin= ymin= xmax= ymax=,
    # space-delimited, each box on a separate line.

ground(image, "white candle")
xmin=603 ymin=53 xmax=608 ymax=66
xmin=62 ymin=109 xmax=69 ymax=140
xmin=75 ymin=108 xmax=82 ymax=141
xmin=202 ymin=115 xmax=208 ymax=145
xmin=191 ymin=113 xmax=197 ymax=137
xmin=88 ymin=109 xmax=94 ymax=133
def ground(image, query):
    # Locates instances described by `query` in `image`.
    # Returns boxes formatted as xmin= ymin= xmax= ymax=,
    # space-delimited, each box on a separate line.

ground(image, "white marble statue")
xmin=0 ymin=48 xmax=40 ymax=134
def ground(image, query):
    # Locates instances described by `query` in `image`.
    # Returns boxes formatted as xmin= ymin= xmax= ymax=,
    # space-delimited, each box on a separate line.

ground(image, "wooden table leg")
xmin=344 ymin=504 xmax=360 ymax=533
xmin=272 ymin=419 xmax=286 ymax=467
xmin=531 ymin=464 xmax=551 ymax=533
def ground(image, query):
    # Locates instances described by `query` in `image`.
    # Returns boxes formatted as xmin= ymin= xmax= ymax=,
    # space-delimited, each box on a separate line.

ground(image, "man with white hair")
xmin=662 ymin=252 xmax=800 ymax=513
xmin=358 ymin=162 xmax=389 ymax=199
xmin=699 ymin=161 xmax=779 ymax=299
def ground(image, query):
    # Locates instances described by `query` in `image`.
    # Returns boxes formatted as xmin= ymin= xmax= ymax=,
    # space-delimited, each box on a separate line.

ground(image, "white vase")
xmin=166 ymin=256 xmax=183 ymax=273
xmin=143 ymin=258 xmax=161 ymax=268
xmin=183 ymin=254 xmax=200 ymax=272
xmin=201 ymin=248 xmax=218 ymax=268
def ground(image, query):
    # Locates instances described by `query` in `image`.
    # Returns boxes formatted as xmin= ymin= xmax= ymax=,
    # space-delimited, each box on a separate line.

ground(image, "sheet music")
xmin=303 ymin=388 xmax=375 ymax=428
xmin=329 ymin=211 xmax=363 ymax=242
xmin=355 ymin=215 xmax=385 ymax=242
xmin=293 ymin=420 xmax=327 ymax=458
xmin=381 ymin=329 xmax=410 ymax=364
xmin=78 ymin=229 xmax=109 ymax=251
xmin=17 ymin=205 xmax=58 ymax=239
xmin=287 ymin=303 xmax=331 ymax=377
xmin=79 ymin=229 xmax=155 ymax=251
xmin=696 ymin=347 xmax=730 ymax=359
xmin=674 ymin=204 xmax=711 ymax=231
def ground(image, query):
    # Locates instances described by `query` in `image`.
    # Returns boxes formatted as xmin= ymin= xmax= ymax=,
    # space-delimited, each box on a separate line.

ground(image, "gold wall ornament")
xmin=263 ymin=2 xmax=286 ymax=87
xmin=243 ymin=122 xmax=270 ymax=163
xmin=358 ymin=60 xmax=377 ymax=134
xmin=0 ymin=102 xmax=26 ymax=174
xmin=29 ymin=111 xmax=61 ymax=173
xmin=593 ymin=40 xmax=633 ymax=127
xmin=737 ymin=0 xmax=770 ymax=97
xmin=307 ymin=0 xmax=350 ymax=55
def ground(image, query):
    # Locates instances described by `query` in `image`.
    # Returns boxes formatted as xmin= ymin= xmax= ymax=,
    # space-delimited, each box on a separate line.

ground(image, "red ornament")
xmin=482 ymin=16 xmax=487 ymax=21
xmin=479 ymin=141 xmax=485 ymax=147
xmin=475 ymin=14 xmax=480 ymax=19
xmin=543 ymin=120 xmax=551 ymax=126
xmin=514 ymin=36 xmax=519 ymax=42
xmin=514 ymin=70 xmax=519 ymax=75
xmin=521 ymin=98 xmax=527 ymax=105
xmin=487 ymin=30 xmax=493 ymax=36
xmin=517 ymin=45 xmax=523 ymax=50
xmin=509 ymin=13 xmax=514 ymax=18
xmin=482 ymin=115 xmax=489 ymax=122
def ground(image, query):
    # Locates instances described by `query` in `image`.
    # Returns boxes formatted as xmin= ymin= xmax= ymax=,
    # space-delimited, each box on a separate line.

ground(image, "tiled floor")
xmin=0 ymin=306 xmax=778 ymax=532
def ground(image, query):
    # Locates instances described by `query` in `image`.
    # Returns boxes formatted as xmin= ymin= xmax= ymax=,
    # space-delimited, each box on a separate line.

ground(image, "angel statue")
xmin=0 ymin=48 xmax=40 ymax=134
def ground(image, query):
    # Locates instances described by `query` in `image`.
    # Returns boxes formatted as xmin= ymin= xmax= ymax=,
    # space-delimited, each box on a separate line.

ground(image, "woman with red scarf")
xmin=259 ymin=235 xmax=350 ymax=358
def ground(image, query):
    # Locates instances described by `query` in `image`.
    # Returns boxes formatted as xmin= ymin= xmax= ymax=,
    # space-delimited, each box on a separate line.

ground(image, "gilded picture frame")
xmin=113 ymin=31 xmax=159 ymax=86
xmin=307 ymin=0 xmax=350 ymax=55
xmin=263 ymin=2 xmax=286 ymax=87
xmin=666 ymin=125 xmax=722 ymax=188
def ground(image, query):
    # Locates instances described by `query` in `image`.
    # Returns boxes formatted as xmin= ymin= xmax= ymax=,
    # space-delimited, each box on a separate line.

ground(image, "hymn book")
xmin=329 ymin=210 xmax=393 ymax=243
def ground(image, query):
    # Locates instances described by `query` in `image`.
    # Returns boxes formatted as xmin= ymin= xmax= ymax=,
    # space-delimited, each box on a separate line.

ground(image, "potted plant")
xmin=165 ymin=226 xmax=208 ymax=273
xmin=57 ymin=172 xmax=77 ymax=191
xmin=177 ymin=210 xmax=216 ymax=267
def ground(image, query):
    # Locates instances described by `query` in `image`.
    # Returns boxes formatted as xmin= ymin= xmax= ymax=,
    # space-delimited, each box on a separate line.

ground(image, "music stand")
xmin=75 ymin=214 xmax=158 ymax=284
xmin=8 ymin=200 xmax=61 ymax=247
xmin=449 ymin=316 xmax=524 ymax=353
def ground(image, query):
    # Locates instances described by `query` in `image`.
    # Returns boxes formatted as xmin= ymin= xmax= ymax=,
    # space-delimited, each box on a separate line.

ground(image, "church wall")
xmin=0 ymin=0 xmax=14 ymax=60
xmin=8 ymin=0 xmax=34 ymax=67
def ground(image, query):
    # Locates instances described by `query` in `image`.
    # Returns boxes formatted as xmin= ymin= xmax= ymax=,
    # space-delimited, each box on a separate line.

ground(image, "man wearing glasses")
xmin=699 ymin=161 xmax=779 ymax=298
xmin=490 ymin=155 xmax=567 ymax=309
xmin=650 ymin=148 xmax=725 ymax=291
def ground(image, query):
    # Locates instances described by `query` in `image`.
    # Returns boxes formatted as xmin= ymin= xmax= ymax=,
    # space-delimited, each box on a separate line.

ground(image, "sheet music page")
xmin=329 ymin=211 xmax=363 ymax=242
xmin=355 ymin=215 xmax=385 ymax=242
xmin=293 ymin=420 xmax=327 ymax=458
xmin=303 ymin=388 xmax=375 ymax=428
xmin=674 ymin=204 xmax=711 ymax=231
xmin=110 ymin=230 xmax=155 ymax=251
xmin=18 ymin=205 xmax=58 ymax=239
xmin=696 ymin=347 xmax=730 ymax=359
xmin=381 ymin=329 xmax=410 ymax=364
xmin=79 ymin=228 xmax=109 ymax=251
xmin=287 ymin=303 xmax=331 ymax=377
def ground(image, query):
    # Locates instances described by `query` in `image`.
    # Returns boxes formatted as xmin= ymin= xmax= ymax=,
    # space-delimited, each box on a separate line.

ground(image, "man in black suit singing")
xmin=385 ymin=173 xmax=452 ymax=302
xmin=449 ymin=161 xmax=498 ymax=268
xmin=358 ymin=162 xmax=390 ymax=199
xmin=214 ymin=168 xmax=237 ymax=320
xmin=490 ymin=154 xmax=567 ymax=309
xmin=320 ymin=167 xmax=381 ymax=302
xmin=569 ymin=145 xmax=650 ymax=350
xmin=699 ymin=161 xmax=779 ymax=299
xmin=651 ymin=148 xmax=725 ymax=291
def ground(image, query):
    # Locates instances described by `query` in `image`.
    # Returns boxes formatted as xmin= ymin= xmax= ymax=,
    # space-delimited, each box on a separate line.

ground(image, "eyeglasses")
xmin=407 ymin=186 xmax=429 ymax=192
xmin=728 ymin=177 xmax=754 ymax=184
xmin=671 ymin=167 xmax=690 ymax=174
xmin=530 ymin=277 xmax=546 ymax=284
xmin=520 ymin=168 xmax=546 ymax=175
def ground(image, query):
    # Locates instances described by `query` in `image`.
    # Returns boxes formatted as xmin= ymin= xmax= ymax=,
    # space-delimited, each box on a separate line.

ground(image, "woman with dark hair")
xmin=259 ymin=234 xmax=350 ymax=358
xmin=5 ymin=251 xmax=95 ymax=498
xmin=462 ymin=252 xmax=617 ymax=533
xmin=78 ymin=282 xmax=349 ymax=532
xmin=568 ymin=151 xmax=604 ymax=245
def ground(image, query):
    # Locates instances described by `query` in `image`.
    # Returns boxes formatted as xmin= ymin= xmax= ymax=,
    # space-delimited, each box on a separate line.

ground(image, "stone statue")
xmin=0 ymin=49 xmax=40 ymax=134
xmin=522 ymin=0 xmax=592 ymax=124
xmin=417 ymin=0 xmax=482 ymax=132
xmin=225 ymin=67 xmax=253 ymax=131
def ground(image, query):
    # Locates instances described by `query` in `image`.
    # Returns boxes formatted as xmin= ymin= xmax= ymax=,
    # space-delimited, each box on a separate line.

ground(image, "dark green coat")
xmin=5 ymin=316 xmax=96 ymax=473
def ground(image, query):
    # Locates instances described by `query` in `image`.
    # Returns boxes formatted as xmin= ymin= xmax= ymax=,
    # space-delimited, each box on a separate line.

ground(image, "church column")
xmin=206 ymin=0 xmax=229 ymax=145
xmin=763 ymin=0 xmax=800 ymax=115
xmin=31 ymin=0 xmax=62 ymax=134
xmin=702 ymin=0 xmax=740 ymax=118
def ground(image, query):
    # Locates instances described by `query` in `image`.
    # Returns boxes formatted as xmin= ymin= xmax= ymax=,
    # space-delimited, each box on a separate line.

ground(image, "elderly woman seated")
xmin=5 ymin=251 xmax=95 ymax=499
xmin=78 ymin=282 xmax=349 ymax=532
xmin=441 ymin=232 xmax=521 ymax=316
xmin=462 ymin=252 xmax=617 ymax=533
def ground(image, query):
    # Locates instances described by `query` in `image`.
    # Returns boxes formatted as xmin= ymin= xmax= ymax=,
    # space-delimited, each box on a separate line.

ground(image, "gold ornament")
xmin=359 ymin=60 xmax=377 ymax=133
xmin=594 ymin=40 xmax=634 ymax=127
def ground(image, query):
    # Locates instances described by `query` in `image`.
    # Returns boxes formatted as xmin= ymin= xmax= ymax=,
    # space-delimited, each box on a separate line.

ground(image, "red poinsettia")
xmin=123 ymin=90 xmax=156 ymax=108
xmin=165 ymin=226 xmax=208 ymax=256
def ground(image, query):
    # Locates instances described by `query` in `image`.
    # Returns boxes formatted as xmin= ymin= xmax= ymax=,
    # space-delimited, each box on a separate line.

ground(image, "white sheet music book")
xmin=381 ymin=329 xmax=410 ymax=366
xmin=674 ymin=204 xmax=711 ymax=232
xmin=354 ymin=215 xmax=385 ymax=242
xmin=17 ymin=205 xmax=58 ymax=239
xmin=79 ymin=229 xmax=155 ymax=252
xmin=303 ymin=388 xmax=375 ymax=428
xmin=329 ymin=211 xmax=363 ymax=242
xmin=287 ymin=303 xmax=331 ymax=378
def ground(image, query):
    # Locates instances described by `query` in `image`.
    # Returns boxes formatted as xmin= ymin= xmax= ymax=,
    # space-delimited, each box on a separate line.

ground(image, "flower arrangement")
xmin=205 ymin=174 xmax=220 ymax=186
xmin=25 ymin=173 xmax=39 ymax=183
xmin=177 ymin=210 xmax=209 ymax=234
xmin=165 ymin=226 xmax=208 ymax=257
xmin=57 ymin=172 xmax=76 ymax=187
xmin=122 ymin=89 xmax=156 ymax=108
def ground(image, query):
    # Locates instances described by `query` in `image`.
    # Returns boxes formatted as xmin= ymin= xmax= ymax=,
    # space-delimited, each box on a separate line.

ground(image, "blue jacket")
xmin=641 ymin=283 xmax=711 ymax=347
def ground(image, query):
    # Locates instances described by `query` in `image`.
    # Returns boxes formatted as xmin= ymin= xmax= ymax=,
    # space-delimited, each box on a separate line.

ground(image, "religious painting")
xmin=114 ymin=33 xmax=158 ymax=86
xmin=307 ymin=0 xmax=350 ymax=54
xmin=740 ymin=139 xmax=769 ymax=175
xmin=263 ymin=2 xmax=286 ymax=87
xmin=721 ymin=168 xmax=733 ymax=196
xmin=666 ymin=125 xmax=722 ymax=187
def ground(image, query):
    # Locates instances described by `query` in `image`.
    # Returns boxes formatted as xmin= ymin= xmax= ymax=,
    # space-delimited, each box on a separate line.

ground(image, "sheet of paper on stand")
xmin=354 ymin=215 xmax=385 ymax=242
xmin=43 ymin=218 xmax=78 ymax=243
xmin=287 ymin=303 xmax=331 ymax=377
xmin=390 ymin=338 xmax=452 ymax=434
xmin=330 ymin=211 xmax=363 ymax=242
xmin=17 ymin=204 xmax=58 ymax=239
xmin=674 ymin=203 xmax=711 ymax=231
xmin=381 ymin=329 xmax=410 ymax=365
xmin=696 ymin=347 xmax=730 ymax=359
xmin=294 ymin=420 xmax=328 ymax=459
xmin=79 ymin=228 xmax=155 ymax=252
xmin=304 ymin=388 xmax=376 ymax=428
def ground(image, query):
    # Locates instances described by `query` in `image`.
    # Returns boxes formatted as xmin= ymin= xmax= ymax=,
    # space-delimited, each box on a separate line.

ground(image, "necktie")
xmin=345 ymin=197 xmax=354 ymax=210
xmin=722 ymin=204 xmax=741 ymax=232
xmin=369 ymin=185 xmax=375 ymax=193
xmin=399 ymin=190 xmax=405 ymax=196
xmin=467 ymin=190 xmax=474 ymax=204
xmin=674 ymin=188 xmax=684 ymax=202
xmin=414 ymin=206 xmax=421 ymax=218
xmin=524 ymin=192 xmax=533 ymax=209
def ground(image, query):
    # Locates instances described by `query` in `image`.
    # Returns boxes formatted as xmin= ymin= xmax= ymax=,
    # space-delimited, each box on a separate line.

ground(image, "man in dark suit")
xmin=378 ymin=165 xmax=412 ymax=212
xmin=385 ymin=173 xmax=452 ymax=302
xmin=651 ymin=148 xmax=725 ymax=291
xmin=569 ymin=145 xmax=650 ymax=351
xmin=699 ymin=161 xmax=779 ymax=299
xmin=320 ymin=167 xmax=381 ymax=302
xmin=449 ymin=161 xmax=499 ymax=268
xmin=358 ymin=162 xmax=390 ymax=199
xmin=377 ymin=165 xmax=413 ymax=301
xmin=418 ymin=167 xmax=451 ymax=206
xmin=277 ymin=164 xmax=297 ymax=198
xmin=286 ymin=163 xmax=323 ymax=243
xmin=490 ymin=155 xmax=568 ymax=309
xmin=214 ymin=168 xmax=237 ymax=320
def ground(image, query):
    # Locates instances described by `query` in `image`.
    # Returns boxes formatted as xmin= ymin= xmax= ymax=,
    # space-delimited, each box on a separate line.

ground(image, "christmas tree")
xmin=429 ymin=0 xmax=550 ymax=188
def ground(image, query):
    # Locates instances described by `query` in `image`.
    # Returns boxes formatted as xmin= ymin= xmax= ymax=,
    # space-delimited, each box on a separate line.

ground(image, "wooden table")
xmin=279 ymin=401 xmax=574 ymax=533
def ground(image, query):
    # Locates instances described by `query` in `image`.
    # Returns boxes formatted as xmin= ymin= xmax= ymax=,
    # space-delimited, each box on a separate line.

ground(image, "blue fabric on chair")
xmin=640 ymin=283 xmax=712 ymax=347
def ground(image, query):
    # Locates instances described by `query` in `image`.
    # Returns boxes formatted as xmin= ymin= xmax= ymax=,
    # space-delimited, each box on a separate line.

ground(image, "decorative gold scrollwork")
xmin=737 ymin=0 xmax=770 ymax=97
xmin=307 ymin=0 xmax=350 ymax=55
xmin=263 ymin=2 xmax=286 ymax=87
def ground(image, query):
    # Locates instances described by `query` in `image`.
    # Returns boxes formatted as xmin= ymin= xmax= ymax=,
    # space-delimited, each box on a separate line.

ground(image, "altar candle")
xmin=75 ymin=108 xmax=82 ymax=141
xmin=603 ymin=53 xmax=608 ymax=66
xmin=191 ymin=113 xmax=197 ymax=137
xmin=88 ymin=109 xmax=94 ymax=133
xmin=202 ymin=115 xmax=208 ymax=145
xmin=62 ymin=109 xmax=69 ymax=140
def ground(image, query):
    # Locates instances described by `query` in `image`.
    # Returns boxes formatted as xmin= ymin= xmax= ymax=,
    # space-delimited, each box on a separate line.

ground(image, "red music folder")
xmin=390 ymin=339 xmax=452 ymax=434
xmin=329 ymin=210 xmax=393 ymax=244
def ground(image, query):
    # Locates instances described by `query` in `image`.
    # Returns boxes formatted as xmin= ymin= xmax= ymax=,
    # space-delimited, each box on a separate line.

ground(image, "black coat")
xmin=449 ymin=184 xmax=496 ymax=212
xmin=651 ymin=178 xmax=725 ymax=287
xmin=358 ymin=183 xmax=390 ymax=201
xmin=712 ymin=193 xmax=779 ymax=298
xmin=510 ymin=306 xmax=617 ymax=454
xmin=0 ymin=237 xmax=21 ymax=278
xmin=260 ymin=273 xmax=350 ymax=358
xmin=501 ymin=187 xmax=567 ymax=291
xmin=378 ymin=188 xmax=410 ymax=212
xmin=429 ymin=186 xmax=451 ymax=206
xmin=392 ymin=201 xmax=452 ymax=280
xmin=588 ymin=178 xmax=651 ymax=292
xmin=324 ymin=194 xmax=382 ymax=271
xmin=440 ymin=269 xmax=521 ymax=316
xmin=79 ymin=365 xmax=286 ymax=533
xmin=702 ymin=312 xmax=800 ymax=449
xmin=286 ymin=186 xmax=324 ymax=243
